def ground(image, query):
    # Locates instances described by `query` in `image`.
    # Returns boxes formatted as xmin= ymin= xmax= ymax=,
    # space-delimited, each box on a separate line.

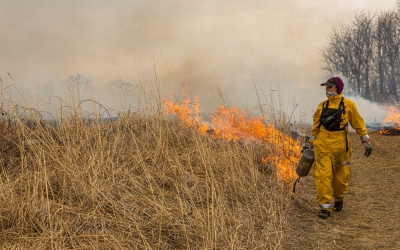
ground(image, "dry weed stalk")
xmin=0 ymin=76 xmax=297 ymax=249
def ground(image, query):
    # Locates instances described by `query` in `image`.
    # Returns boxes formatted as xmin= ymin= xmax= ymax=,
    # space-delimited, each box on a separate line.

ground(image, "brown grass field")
xmin=0 ymin=81 xmax=398 ymax=249
xmin=0 ymin=103 xmax=297 ymax=249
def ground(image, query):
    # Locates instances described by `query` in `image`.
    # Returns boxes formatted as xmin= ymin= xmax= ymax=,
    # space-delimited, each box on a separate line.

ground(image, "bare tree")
xmin=380 ymin=11 xmax=399 ymax=101
xmin=321 ymin=7 xmax=400 ymax=103
xmin=352 ymin=12 xmax=375 ymax=100
xmin=375 ymin=12 xmax=390 ymax=102
xmin=321 ymin=12 xmax=375 ymax=99
xmin=321 ymin=26 xmax=352 ymax=84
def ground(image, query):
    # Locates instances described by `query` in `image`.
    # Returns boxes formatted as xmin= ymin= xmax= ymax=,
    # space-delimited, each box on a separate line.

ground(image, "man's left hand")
xmin=364 ymin=141 xmax=372 ymax=157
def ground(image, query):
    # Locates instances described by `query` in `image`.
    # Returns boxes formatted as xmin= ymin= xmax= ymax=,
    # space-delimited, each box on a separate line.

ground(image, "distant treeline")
xmin=321 ymin=1 xmax=400 ymax=104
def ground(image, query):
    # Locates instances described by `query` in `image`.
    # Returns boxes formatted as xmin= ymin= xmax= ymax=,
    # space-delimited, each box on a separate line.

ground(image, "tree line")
xmin=321 ymin=1 xmax=400 ymax=104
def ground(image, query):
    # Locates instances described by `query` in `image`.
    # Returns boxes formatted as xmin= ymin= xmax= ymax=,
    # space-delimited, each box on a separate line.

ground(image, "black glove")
xmin=363 ymin=141 xmax=372 ymax=157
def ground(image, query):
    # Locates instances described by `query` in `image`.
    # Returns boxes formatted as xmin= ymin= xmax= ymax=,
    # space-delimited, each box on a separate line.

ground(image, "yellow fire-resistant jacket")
xmin=309 ymin=93 xmax=369 ymax=207
xmin=310 ymin=93 xmax=368 ymax=142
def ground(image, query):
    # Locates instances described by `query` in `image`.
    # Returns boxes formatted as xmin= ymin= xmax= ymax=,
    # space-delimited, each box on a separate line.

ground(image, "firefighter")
xmin=308 ymin=77 xmax=372 ymax=219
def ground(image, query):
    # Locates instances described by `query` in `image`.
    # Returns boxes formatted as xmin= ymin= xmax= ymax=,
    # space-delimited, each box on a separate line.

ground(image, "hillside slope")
xmin=284 ymin=132 xmax=400 ymax=249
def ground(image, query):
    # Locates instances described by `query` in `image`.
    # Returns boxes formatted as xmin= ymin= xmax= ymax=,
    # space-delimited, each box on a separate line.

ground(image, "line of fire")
xmin=163 ymin=86 xmax=400 ymax=183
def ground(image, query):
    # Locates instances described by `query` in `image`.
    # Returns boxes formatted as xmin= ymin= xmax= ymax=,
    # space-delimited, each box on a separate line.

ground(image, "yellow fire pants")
xmin=313 ymin=130 xmax=352 ymax=207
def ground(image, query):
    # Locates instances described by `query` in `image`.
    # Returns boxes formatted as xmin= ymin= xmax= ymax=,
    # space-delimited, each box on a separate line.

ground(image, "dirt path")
xmin=283 ymin=132 xmax=400 ymax=249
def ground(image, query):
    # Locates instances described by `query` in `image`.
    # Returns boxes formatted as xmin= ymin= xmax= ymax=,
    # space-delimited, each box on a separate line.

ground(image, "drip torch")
xmin=293 ymin=136 xmax=315 ymax=193
xmin=296 ymin=136 xmax=314 ymax=177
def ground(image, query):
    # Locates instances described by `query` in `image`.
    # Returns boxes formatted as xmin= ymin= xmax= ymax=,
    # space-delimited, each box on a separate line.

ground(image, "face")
xmin=326 ymin=85 xmax=337 ymax=93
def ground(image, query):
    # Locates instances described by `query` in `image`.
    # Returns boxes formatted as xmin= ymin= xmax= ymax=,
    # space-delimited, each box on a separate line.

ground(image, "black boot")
xmin=318 ymin=209 xmax=330 ymax=219
xmin=334 ymin=200 xmax=343 ymax=212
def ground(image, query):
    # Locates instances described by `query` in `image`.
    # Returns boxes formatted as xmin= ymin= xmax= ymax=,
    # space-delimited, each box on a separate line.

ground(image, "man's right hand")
xmin=302 ymin=142 xmax=313 ymax=153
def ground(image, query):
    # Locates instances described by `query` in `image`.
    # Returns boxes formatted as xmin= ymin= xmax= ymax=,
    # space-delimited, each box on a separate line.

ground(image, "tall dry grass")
xmin=0 ymin=80 xmax=298 ymax=249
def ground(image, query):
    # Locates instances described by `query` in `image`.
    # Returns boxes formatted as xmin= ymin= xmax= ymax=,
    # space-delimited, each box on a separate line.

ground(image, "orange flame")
xmin=163 ymin=84 xmax=209 ymax=134
xmin=209 ymin=106 xmax=267 ymax=141
xmin=380 ymin=105 xmax=400 ymax=135
xmin=163 ymin=85 xmax=301 ymax=183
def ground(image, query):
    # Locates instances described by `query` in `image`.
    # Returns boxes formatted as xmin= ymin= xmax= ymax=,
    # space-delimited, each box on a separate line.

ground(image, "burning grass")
xmin=164 ymin=85 xmax=301 ymax=183
xmin=379 ymin=126 xmax=400 ymax=135
xmin=379 ymin=105 xmax=400 ymax=135
xmin=0 ymin=99 xmax=297 ymax=249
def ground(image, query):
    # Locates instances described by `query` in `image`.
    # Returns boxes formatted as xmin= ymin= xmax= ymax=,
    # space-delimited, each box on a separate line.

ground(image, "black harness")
xmin=318 ymin=97 xmax=349 ymax=151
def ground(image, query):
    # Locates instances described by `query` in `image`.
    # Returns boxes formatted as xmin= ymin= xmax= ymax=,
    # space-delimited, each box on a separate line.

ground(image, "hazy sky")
xmin=0 ymin=0 xmax=396 ymax=122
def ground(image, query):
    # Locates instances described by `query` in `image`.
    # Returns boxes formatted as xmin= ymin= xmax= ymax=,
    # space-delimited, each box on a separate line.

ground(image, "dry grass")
xmin=0 ymin=100 xmax=296 ymax=249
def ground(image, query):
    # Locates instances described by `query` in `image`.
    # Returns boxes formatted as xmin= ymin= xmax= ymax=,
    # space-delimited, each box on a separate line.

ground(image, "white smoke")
xmin=345 ymin=95 xmax=389 ymax=124
xmin=0 ymin=0 xmax=397 ymax=119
